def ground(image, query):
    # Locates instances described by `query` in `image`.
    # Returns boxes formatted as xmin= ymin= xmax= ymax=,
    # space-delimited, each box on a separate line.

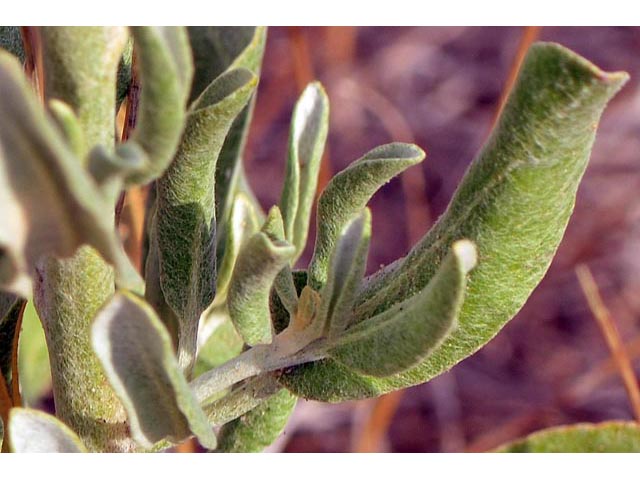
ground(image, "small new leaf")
xmin=307 ymin=143 xmax=425 ymax=290
xmin=280 ymin=82 xmax=330 ymax=261
xmin=9 ymin=407 xmax=86 ymax=453
xmin=328 ymin=240 xmax=475 ymax=377
xmin=318 ymin=209 xmax=371 ymax=338
xmin=227 ymin=231 xmax=295 ymax=346
xmin=91 ymin=292 xmax=216 ymax=450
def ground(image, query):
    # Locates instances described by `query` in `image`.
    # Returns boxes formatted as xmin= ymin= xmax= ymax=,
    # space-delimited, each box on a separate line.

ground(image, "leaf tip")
xmin=452 ymin=239 xmax=477 ymax=275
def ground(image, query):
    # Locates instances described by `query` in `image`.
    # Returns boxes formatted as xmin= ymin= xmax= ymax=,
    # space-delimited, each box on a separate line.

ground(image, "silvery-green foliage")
xmin=0 ymin=27 xmax=631 ymax=453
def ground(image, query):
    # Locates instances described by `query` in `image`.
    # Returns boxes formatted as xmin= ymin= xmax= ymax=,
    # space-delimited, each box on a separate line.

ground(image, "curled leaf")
xmin=217 ymin=387 xmax=297 ymax=452
xmin=8 ymin=407 xmax=86 ymax=453
xmin=227 ymin=231 xmax=295 ymax=346
xmin=151 ymin=68 xmax=257 ymax=373
xmin=307 ymin=143 xmax=425 ymax=290
xmin=329 ymin=240 xmax=474 ymax=377
xmin=91 ymin=292 xmax=216 ymax=450
xmin=318 ymin=209 xmax=371 ymax=338
xmin=280 ymin=82 xmax=329 ymax=261
xmin=280 ymin=43 xmax=628 ymax=401
xmin=0 ymin=50 xmax=141 ymax=297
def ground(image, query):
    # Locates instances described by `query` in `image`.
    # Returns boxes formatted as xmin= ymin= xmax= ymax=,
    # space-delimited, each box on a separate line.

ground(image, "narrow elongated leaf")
xmin=329 ymin=240 xmax=475 ymax=377
xmin=280 ymin=43 xmax=628 ymax=401
xmin=227 ymin=232 xmax=295 ymax=346
xmin=280 ymin=82 xmax=329 ymax=260
xmin=0 ymin=50 xmax=141 ymax=297
xmin=40 ymin=27 xmax=127 ymax=157
xmin=91 ymin=292 xmax=216 ymax=450
xmin=307 ymin=143 xmax=425 ymax=290
xmin=120 ymin=27 xmax=193 ymax=185
xmin=187 ymin=27 xmax=268 ymax=251
xmin=151 ymin=68 xmax=257 ymax=373
xmin=319 ymin=209 xmax=371 ymax=338
xmin=495 ymin=422 xmax=640 ymax=453
xmin=217 ymin=387 xmax=297 ymax=452
xmin=8 ymin=408 xmax=86 ymax=453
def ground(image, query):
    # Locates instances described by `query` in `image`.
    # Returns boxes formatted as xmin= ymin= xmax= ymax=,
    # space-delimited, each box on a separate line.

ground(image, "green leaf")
xmin=120 ymin=27 xmax=194 ymax=186
xmin=495 ymin=422 xmax=640 ymax=453
xmin=329 ymin=240 xmax=474 ymax=377
xmin=8 ymin=407 xmax=87 ymax=453
xmin=40 ymin=27 xmax=127 ymax=157
xmin=18 ymin=302 xmax=51 ymax=406
xmin=279 ymin=43 xmax=628 ymax=401
xmin=151 ymin=68 xmax=257 ymax=373
xmin=0 ymin=50 xmax=141 ymax=298
xmin=227 ymin=231 xmax=295 ymax=346
xmin=318 ymin=209 xmax=371 ymax=338
xmin=280 ymin=82 xmax=330 ymax=261
xmin=217 ymin=387 xmax=297 ymax=452
xmin=307 ymin=143 xmax=425 ymax=290
xmin=91 ymin=292 xmax=216 ymax=450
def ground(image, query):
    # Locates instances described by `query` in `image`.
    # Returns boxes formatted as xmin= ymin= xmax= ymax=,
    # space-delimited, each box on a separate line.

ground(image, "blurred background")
xmin=17 ymin=26 xmax=640 ymax=452
xmin=244 ymin=26 xmax=640 ymax=452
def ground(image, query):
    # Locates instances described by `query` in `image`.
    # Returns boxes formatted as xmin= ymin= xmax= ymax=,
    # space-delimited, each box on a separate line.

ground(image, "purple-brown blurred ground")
xmin=242 ymin=27 xmax=640 ymax=452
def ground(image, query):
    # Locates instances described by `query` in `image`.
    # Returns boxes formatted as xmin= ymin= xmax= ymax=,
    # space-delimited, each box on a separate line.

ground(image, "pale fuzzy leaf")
xmin=227 ymin=232 xmax=295 ymax=346
xmin=279 ymin=43 xmax=629 ymax=401
xmin=307 ymin=143 xmax=425 ymax=290
xmin=119 ymin=27 xmax=194 ymax=186
xmin=0 ymin=50 xmax=141 ymax=298
xmin=319 ymin=209 xmax=371 ymax=338
xmin=9 ymin=408 xmax=86 ymax=453
xmin=151 ymin=68 xmax=257 ymax=373
xmin=328 ymin=240 xmax=474 ymax=377
xmin=91 ymin=292 xmax=216 ymax=450
xmin=217 ymin=387 xmax=297 ymax=453
xmin=280 ymin=82 xmax=330 ymax=261
xmin=495 ymin=422 xmax=640 ymax=453
xmin=40 ymin=27 xmax=127 ymax=156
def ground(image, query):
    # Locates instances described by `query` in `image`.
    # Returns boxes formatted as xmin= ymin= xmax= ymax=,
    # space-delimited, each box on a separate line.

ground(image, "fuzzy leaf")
xmin=217 ymin=387 xmax=297 ymax=452
xmin=319 ymin=209 xmax=371 ymax=338
xmin=227 ymin=231 xmax=295 ymax=346
xmin=328 ymin=240 xmax=474 ymax=377
xmin=40 ymin=27 xmax=127 ymax=157
xmin=119 ymin=27 xmax=194 ymax=186
xmin=8 ymin=408 xmax=86 ymax=453
xmin=280 ymin=82 xmax=329 ymax=261
xmin=307 ymin=143 xmax=425 ymax=290
xmin=91 ymin=292 xmax=216 ymax=450
xmin=187 ymin=27 xmax=267 ymax=246
xmin=151 ymin=68 xmax=257 ymax=373
xmin=0 ymin=50 xmax=141 ymax=297
xmin=495 ymin=422 xmax=640 ymax=453
xmin=280 ymin=43 xmax=628 ymax=401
